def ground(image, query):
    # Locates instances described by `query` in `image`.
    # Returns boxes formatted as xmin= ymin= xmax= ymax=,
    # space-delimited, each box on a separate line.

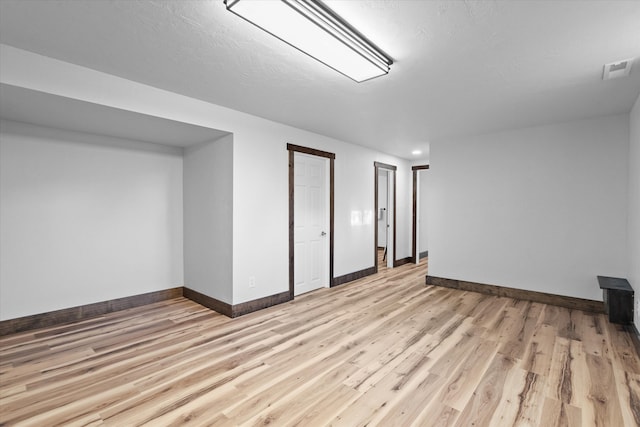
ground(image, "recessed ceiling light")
xmin=412 ymin=150 xmax=422 ymax=155
xmin=603 ymin=58 xmax=633 ymax=80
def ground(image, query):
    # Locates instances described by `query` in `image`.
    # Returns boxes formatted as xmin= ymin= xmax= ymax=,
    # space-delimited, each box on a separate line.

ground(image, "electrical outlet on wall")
xmin=249 ymin=276 xmax=256 ymax=288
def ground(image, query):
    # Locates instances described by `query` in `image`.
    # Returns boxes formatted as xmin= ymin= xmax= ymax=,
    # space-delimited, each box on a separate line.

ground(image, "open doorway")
xmin=374 ymin=161 xmax=397 ymax=272
xmin=412 ymin=165 xmax=429 ymax=264
xmin=377 ymin=169 xmax=390 ymax=271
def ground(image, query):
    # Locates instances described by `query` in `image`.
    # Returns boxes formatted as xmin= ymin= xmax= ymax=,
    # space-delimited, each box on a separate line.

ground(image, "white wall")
xmin=231 ymin=126 xmax=412 ymax=303
xmin=0 ymin=120 xmax=184 ymax=320
xmin=419 ymin=170 xmax=429 ymax=253
xmin=429 ymin=114 xmax=629 ymax=301
xmin=184 ymin=135 xmax=233 ymax=304
xmin=377 ymin=169 xmax=388 ymax=247
xmin=0 ymin=45 xmax=412 ymax=308
xmin=629 ymin=94 xmax=640 ymax=326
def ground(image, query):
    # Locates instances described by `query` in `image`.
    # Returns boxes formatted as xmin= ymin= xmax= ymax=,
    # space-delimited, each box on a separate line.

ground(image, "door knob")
xmin=321 ymin=231 xmax=327 ymax=236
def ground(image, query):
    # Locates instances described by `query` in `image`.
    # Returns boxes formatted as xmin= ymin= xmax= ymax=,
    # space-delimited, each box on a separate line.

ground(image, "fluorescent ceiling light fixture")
xmin=224 ymin=0 xmax=392 ymax=82
xmin=412 ymin=150 xmax=422 ymax=155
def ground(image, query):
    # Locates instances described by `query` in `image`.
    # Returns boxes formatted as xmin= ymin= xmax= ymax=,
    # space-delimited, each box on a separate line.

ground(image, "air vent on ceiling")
xmin=603 ymin=58 xmax=633 ymax=80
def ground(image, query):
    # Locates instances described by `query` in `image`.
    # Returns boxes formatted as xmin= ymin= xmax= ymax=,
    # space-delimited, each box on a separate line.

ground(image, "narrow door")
xmin=294 ymin=152 xmax=328 ymax=296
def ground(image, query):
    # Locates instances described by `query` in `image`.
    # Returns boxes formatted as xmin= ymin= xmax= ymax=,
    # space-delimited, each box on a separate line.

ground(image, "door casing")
xmin=374 ymin=161 xmax=397 ymax=272
xmin=288 ymin=144 xmax=335 ymax=299
xmin=412 ymin=165 xmax=429 ymax=263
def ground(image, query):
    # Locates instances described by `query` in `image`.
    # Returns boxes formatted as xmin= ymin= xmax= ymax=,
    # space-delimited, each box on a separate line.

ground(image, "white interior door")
xmin=294 ymin=152 xmax=328 ymax=296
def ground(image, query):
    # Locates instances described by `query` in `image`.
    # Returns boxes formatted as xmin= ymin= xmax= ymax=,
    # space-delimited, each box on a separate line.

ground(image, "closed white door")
xmin=294 ymin=152 xmax=328 ymax=296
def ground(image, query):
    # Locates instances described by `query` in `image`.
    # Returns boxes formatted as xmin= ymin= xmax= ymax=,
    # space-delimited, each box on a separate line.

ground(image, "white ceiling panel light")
xmin=223 ymin=0 xmax=392 ymax=82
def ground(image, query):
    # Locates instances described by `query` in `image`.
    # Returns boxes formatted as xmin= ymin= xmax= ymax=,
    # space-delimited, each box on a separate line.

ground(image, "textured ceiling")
xmin=0 ymin=0 xmax=639 ymax=158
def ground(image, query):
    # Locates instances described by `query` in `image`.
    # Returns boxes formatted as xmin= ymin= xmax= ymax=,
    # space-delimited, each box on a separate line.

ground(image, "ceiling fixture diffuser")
xmin=602 ymin=58 xmax=633 ymax=80
xmin=223 ymin=0 xmax=393 ymax=82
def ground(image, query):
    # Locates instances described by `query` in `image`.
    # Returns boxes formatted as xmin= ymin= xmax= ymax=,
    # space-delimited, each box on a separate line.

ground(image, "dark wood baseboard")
xmin=0 ymin=287 xmax=183 ymax=336
xmin=393 ymin=257 xmax=412 ymax=268
xmin=332 ymin=267 xmax=377 ymax=287
xmin=182 ymin=287 xmax=291 ymax=318
xmin=232 ymin=291 xmax=291 ymax=317
xmin=182 ymin=287 xmax=233 ymax=317
xmin=1 ymin=285 xmax=295 ymax=336
xmin=419 ymin=250 xmax=428 ymax=259
xmin=426 ymin=275 xmax=604 ymax=313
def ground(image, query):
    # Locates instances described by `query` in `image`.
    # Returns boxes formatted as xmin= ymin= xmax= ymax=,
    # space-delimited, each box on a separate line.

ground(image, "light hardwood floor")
xmin=1 ymin=260 xmax=639 ymax=426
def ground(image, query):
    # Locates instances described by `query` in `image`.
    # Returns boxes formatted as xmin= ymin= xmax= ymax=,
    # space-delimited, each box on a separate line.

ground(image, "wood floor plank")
xmin=520 ymin=321 xmax=556 ymax=376
xmin=418 ymin=403 xmax=460 ymax=427
xmin=488 ymin=368 xmax=546 ymax=426
xmin=1 ymin=258 xmax=639 ymax=426
xmin=375 ymin=373 xmax=448 ymax=427
xmin=244 ymin=362 xmax=360 ymax=426
xmin=611 ymin=368 xmax=640 ymax=427
xmin=572 ymin=310 xmax=609 ymax=358
xmin=283 ymin=383 xmax=360 ymax=427
xmin=499 ymin=302 xmax=544 ymax=361
xmin=330 ymin=348 xmax=435 ymax=427
xmin=157 ymin=386 xmax=247 ymax=427
xmin=439 ymin=338 xmax=499 ymax=411
xmin=539 ymin=397 xmax=582 ymax=427
xmin=583 ymin=352 xmax=625 ymax=426
xmin=453 ymin=354 xmax=518 ymax=426
xmin=605 ymin=322 xmax=640 ymax=375
xmin=544 ymin=337 xmax=575 ymax=404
